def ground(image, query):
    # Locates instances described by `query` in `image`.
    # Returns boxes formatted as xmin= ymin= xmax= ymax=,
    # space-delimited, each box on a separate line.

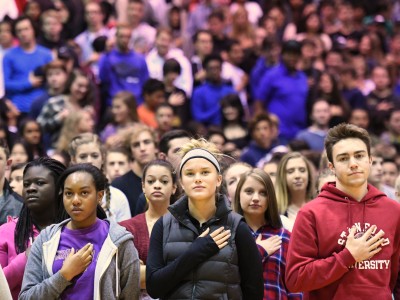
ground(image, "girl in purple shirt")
xmin=20 ymin=164 xmax=140 ymax=299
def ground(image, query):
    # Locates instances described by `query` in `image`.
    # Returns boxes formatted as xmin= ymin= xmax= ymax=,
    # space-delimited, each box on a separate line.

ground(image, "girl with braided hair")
xmin=68 ymin=133 xmax=131 ymax=222
xmin=19 ymin=164 xmax=140 ymax=299
xmin=0 ymin=157 xmax=66 ymax=299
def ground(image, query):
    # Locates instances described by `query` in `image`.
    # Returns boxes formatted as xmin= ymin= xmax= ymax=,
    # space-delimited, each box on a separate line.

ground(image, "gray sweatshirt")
xmin=19 ymin=219 xmax=140 ymax=300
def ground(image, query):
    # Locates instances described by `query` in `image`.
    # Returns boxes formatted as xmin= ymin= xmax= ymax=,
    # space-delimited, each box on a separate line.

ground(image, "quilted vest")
xmin=162 ymin=196 xmax=243 ymax=300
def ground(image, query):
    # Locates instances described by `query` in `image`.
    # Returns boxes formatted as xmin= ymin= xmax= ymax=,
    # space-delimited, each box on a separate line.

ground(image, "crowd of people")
xmin=0 ymin=0 xmax=400 ymax=299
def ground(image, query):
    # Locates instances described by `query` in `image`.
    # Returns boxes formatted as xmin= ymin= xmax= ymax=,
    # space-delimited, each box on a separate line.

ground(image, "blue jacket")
xmin=98 ymin=49 xmax=149 ymax=106
xmin=3 ymin=46 xmax=52 ymax=112
xmin=191 ymin=81 xmax=235 ymax=126
xmin=255 ymin=63 xmax=308 ymax=141
xmin=240 ymin=141 xmax=273 ymax=167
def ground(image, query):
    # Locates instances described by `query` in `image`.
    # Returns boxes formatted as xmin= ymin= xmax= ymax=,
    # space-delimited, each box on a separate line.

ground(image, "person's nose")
xmin=72 ymin=194 xmax=81 ymax=206
xmin=153 ymin=180 xmax=162 ymax=189
xmin=26 ymin=183 xmax=37 ymax=193
xmin=349 ymin=156 xmax=358 ymax=169
xmin=252 ymin=193 xmax=260 ymax=203
xmin=194 ymin=173 xmax=202 ymax=182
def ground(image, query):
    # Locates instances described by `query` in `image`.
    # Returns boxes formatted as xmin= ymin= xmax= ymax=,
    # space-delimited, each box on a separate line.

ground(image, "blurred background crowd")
xmin=1 ymin=0 xmax=400 ymax=207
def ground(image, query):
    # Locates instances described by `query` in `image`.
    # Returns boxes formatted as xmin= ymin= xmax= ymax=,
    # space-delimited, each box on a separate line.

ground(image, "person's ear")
xmin=97 ymin=191 xmax=105 ymax=203
xmin=6 ymin=159 xmax=12 ymax=169
xmin=328 ymin=161 xmax=335 ymax=175
xmin=158 ymin=152 xmax=167 ymax=160
xmin=179 ymin=178 xmax=185 ymax=192
xmin=172 ymin=183 xmax=177 ymax=195
xmin=216 ymin=174 xmax=223 ymax=187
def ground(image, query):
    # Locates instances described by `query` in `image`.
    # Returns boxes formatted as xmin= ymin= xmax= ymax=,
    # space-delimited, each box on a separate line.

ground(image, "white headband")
xmin=179 ymin=148 xmax=220 ymax=175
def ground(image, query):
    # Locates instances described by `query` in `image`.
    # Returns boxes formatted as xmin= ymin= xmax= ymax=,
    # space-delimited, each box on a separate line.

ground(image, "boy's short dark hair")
xmin=193 ymin=29 xmax=212 ymax=43
xmin=92 ymin=35 xmax=108 ymax=53
xmin=340 ymin=66 xmax=357 ymax=79
xmin=0 ymin=18 xmax=13 ymax=35
xmin=163 ymin=58 xmax=181 ymax=76
xmin=325 ymin=123 xmax=371 ymax=164
xmin=142 ymin=78 xmax=165 ymax=96
xmin=281 ymin=40 xmax=301 ymax=55
xmin=226 ymin=39 xmax=240 ymax=53
xmin=207 ymin=10 xmax=225 ymax=22
xmin=261 ymin=36 xmax=280 ymax=52
xmin=13 ymin=16 xmax=35 ymax=37
xmin=159 ymin=129 xmax=191 ymax=154
xmin=248 ymin=113 xmax=272 ymax=136
xmin=203 ymin=53 xmax=223 ymax=69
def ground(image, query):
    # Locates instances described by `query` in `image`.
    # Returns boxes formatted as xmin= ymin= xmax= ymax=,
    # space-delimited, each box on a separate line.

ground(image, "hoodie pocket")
xmin=333 ymin=283 xmax=391 ymax=300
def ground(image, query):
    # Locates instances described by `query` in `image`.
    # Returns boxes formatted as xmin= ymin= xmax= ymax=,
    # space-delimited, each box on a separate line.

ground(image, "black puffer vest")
xmin=162 ymin=195 xmax=243 ymax=300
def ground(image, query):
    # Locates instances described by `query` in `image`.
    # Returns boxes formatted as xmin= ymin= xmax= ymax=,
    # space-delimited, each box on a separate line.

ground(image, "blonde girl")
xmin=146 ymin=139 xmax=264 ymax=299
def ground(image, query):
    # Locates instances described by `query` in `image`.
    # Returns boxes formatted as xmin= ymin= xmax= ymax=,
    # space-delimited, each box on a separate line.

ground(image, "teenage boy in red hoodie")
xmin=286 ymin=123 xmax=400 ymax=300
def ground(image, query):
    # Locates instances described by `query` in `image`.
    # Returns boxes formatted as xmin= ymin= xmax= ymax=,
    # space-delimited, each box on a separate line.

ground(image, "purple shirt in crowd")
xmin=52 ymin=218 xmax=109 ymax=299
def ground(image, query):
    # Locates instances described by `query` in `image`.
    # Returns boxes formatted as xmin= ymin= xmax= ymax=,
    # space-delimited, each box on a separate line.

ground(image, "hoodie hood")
xmin=319 ymin=182 xmax=386 ymax=204
xmin=319 ymin=182 xmax=387 ymax=229
xmin=108 ymin=220 xmax=133 ymax=246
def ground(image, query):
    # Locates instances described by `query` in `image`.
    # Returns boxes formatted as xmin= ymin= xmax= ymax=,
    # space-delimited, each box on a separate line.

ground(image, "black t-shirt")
xmin=111 ymin=170 xmax=144 ymax=217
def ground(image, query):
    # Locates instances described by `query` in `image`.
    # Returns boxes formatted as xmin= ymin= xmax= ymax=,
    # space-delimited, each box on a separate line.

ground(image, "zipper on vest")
xmin=192 ymin=271 xmax=196 ymax=300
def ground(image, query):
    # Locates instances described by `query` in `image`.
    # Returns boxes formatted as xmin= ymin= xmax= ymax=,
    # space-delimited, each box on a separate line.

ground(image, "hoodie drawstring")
xmin=362 ymin=201 xmax=366 ymax=233
xmin=346 ymin=197 xmax=351 ymax=231
xmin=346 ymin=196 xmax=367 ymax=236
xmin=116 ymin=248 xmax=119 ymax=299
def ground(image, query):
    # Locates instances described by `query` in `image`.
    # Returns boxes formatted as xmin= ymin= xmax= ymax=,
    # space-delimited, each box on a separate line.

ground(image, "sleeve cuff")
xmin=336 ymin=248 xmax=356 ymax=269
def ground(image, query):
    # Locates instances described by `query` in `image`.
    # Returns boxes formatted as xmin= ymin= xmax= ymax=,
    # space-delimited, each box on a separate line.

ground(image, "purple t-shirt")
xmin=52 ymin=218 xmax=109 ymax=299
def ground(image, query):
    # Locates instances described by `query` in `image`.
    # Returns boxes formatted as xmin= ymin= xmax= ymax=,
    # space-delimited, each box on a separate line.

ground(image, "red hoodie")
xmin=286 ymin=182 xmax=400 ymax=300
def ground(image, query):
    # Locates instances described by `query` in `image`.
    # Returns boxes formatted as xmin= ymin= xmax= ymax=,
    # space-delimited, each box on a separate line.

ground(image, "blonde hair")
xmin=68 ymin=132 xmax=104 ymax=161
xmin=125 ymin=125 xmax=157 ymax=149
xmin=275 ymin=152 xmax=315 ymax=214
xmin=178 ymin=138 xmax=222 ymax=159
xmin=56 ymin=110 xmax=93 ymax=153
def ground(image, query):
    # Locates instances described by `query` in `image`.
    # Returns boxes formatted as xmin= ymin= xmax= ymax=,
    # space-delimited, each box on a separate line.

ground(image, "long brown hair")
xmin=234 ymin=169 xmax=282 ymax=229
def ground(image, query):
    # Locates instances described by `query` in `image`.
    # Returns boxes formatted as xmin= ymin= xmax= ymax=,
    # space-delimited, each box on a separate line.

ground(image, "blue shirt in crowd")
xmin=255 ymin=63 xmax=308 ymax=142
xmin=240 ymin=141 xmax=274 ymax=167
xmin=191 ymin=81 xmax=235 ymax=126
xmin=98 ymin=48 xmax=149 ymax=106
xmin=3 ymin=45 xmax=53 ymax=113
xmin=250 ymin=57 xmax=276 ymax=99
